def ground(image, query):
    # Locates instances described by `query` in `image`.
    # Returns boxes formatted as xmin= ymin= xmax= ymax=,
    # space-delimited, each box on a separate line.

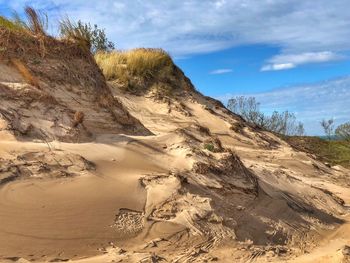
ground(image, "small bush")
xmin=60 ymin=18 xmax=114 ymax=53
xmin=204 ymin=143 xmax=215 ymax=152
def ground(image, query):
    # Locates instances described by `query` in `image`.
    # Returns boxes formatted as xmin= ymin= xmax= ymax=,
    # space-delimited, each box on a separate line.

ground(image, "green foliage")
xmin=335 ymin=122 xmax=350 ymax=141
xmin=60 ymin=18 xmax=115 ymax=53
xmin=204 ymin=143 xmax=215 ymax=152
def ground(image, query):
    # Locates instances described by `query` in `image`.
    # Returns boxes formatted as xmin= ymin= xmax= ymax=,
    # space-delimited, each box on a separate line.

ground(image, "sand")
xmin=0 ymin=71 xmax=349 ymax=262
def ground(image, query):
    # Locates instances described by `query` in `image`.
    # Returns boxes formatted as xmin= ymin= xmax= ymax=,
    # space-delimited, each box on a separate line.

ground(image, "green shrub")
xmin=204 ymin=143 xmax=215 ymax=152
xmin=59 ymin=18 xmax=114 ymax=53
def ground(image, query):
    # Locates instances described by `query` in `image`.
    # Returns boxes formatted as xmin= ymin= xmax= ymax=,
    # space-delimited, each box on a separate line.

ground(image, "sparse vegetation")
xmin=227 ymin=96 xmax=305 ymax=136
xmin=0 ymin=6 xmax=113 ymax=58
xmin=59 ymin=18 xmax=115 ymax=53
xmin=0 ymin=6 xmax=48 ymax=35
xmin=203 ymin=137 xmax=223 ymax=153
xmin=204 ymin=143 xmax=215 ymax=152
xmin=284 ymin=136 xmax=350 ymax=168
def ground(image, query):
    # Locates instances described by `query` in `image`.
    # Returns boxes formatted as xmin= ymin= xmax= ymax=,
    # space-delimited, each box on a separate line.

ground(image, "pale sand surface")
xmin=0 ymin=88 xmax=349 ymax=262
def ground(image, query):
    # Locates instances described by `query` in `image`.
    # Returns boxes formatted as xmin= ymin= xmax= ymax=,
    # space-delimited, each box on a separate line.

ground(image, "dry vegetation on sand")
xmin=95 ymin=49 xmax=180 ymax=94
xmin=95 ymin=48 xmax=174 ymax=80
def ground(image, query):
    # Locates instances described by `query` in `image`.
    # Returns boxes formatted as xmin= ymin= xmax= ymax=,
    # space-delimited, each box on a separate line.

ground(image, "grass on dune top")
xmin=94 ymin=48 xmax=174 ymax=81
xmin=284 ymin=136 xmax=350 ymax=168
xmin=0 ymin=16 xmax=24 ymax=31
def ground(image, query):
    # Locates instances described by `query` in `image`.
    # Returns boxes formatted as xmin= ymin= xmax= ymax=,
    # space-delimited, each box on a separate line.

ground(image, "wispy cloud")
xmin=261 ymin=63 xmax=295 ymax=71
xmin=1 ymin=0 xmax=350 ymax=58
xmin=261 ymin=51 xmax=344 ymax=71
xmin=210 ymin=68 xmax=233 ymax=75
xmin=218 ymin=76 xmax=350 ymax=135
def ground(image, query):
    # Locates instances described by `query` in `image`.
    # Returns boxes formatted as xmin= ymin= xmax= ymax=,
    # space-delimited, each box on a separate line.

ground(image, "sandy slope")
xmin=0 ymin=86 xmax=350 ymax=262
xmin=0 ymin=83 xmax=349 ymax=262
xmin=1 ymin=27 xmax=348 ymax=262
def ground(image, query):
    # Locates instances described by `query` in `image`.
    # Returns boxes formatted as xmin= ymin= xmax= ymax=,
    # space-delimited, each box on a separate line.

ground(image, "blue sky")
xmin=1 ymin=0 xmax=349 ymax=135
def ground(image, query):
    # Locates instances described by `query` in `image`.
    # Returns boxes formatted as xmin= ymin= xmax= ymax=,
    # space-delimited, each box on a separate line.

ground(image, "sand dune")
xmin=1 ymin=88 xmax=349 ymax=262
xmin=0 ymin=28 xmax=349 ymax=262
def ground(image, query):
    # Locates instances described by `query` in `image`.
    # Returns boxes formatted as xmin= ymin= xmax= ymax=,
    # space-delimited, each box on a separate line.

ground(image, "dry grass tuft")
xmin=11 ymin=58 xmax=40 ymax=88
xmin=95 ymin=48 xmax=175 ymax=94
xmin=0 ymin=6 xmax=47 ymax=36
xmin=95 ymin=48 xmax=174 ymax=80
xmin=24 ymin=6 xmax=48 ymax=36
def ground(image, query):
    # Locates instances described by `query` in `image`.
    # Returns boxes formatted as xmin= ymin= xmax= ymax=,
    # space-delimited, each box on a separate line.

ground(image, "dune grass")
xmin=0 ymin=16 xmax=24 ymax=31
xmin=0 ymin=7 xmax=48 ymax=36
xmin=95 ymin=48 xmax=174 ymax=80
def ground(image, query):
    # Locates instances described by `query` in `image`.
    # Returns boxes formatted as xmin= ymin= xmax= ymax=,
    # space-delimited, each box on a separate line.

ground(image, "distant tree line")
xmin=227 ymin=96 xmax=305 ymax=136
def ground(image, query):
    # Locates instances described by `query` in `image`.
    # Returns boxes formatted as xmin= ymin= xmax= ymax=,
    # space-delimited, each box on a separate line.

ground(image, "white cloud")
xmin=210 ymin=68 xmax=233 ymax=74
xmin=218 ymin=76 xmax=350 ymax=135
xmin=261 ymin=63 xmax=295 ymax=71
xmin=261 ymin=51 xmax=344 ymax=71
xmin=214 ymin=0 xmax=226 ymax=8
xmin=2 ymin=0 xmax=350 ymax=58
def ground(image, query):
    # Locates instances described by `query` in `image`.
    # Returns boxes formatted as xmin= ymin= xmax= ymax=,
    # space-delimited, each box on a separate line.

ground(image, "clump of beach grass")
xmin=95 ymin=48 xmax=174 ymax=80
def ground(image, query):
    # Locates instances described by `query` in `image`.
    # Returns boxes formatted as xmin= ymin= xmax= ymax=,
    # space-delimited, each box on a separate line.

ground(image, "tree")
xmin=295 ymin=122 xmax=305 ymax=137
xmin=227 ymin=96 xmax=266 ymax=126
xmin=227 ymin=96 xmax=305 ymax=136
xmin=320 ymin=118 xmax=335 ymax=140
xmin=60 ymin=19 xmax=115 ymax=53
xmin=335 ymin=122 xmax=350 ymax=141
